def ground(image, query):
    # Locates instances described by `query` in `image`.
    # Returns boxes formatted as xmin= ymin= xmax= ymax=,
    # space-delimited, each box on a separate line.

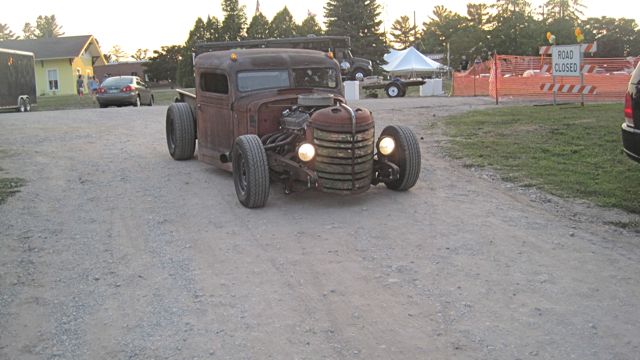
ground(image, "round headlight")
xmin=298 ymin=143 xmax=316 ymax=162
xmin=378 ymin=137 xmax=395 ymax=156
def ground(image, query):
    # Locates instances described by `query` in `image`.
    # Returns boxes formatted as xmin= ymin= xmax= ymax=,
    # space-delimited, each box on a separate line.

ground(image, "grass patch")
xmin=0 ymin=175 xmax=25 ymax=205
xmin=443 ymin=103 xmax=640 ymax=214
xmin=33 ymin=88 xmax=187 ymax=111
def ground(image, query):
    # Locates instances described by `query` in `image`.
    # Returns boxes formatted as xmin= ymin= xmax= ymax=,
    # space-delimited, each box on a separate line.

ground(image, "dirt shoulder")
xmin=1 ymin=98 xmax=638 ymax=359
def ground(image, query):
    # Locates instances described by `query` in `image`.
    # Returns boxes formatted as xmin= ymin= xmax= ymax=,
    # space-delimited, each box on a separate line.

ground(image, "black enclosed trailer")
xmin=0 ymin=48 xmax=37 ymax=112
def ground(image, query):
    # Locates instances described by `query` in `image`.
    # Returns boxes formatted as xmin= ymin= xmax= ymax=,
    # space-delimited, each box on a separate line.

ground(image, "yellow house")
xmin=0 ymin=35 xmax=106 ymax=96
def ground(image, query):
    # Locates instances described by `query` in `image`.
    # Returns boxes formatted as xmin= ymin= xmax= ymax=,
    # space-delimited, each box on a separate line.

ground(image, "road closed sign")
xmin=552 ymin=45 xmax=581 ymax=77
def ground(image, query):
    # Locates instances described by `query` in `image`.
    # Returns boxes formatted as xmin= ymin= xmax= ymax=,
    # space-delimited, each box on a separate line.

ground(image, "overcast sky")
xmin=2 ymin=0 xmax=638 ymax=56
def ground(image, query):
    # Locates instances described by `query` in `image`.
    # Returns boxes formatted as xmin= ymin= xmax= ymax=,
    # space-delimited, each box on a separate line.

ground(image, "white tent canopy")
xmin=383 ymin=47 xmax=446 ymax=76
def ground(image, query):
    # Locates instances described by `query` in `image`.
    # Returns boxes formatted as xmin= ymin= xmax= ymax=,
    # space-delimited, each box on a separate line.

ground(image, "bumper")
xmin=622 ymin=123 xmax=640 ymax=162
xmin=97 ymin=93 xmax=137 ymax=106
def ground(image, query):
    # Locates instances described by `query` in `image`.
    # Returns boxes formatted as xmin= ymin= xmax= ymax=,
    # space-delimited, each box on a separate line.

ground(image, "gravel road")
xmin=1 ymin=97 xmax=639 ymax=359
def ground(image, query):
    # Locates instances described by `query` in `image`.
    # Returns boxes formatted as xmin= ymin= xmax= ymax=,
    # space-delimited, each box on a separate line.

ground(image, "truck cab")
xmin=166 ymin=48 xmax=420 ymax=208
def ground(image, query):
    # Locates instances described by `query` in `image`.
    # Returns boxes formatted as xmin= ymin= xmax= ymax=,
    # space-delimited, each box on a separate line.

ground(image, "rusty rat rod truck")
xmin=165 ymin=46 xmax=421 ymax=208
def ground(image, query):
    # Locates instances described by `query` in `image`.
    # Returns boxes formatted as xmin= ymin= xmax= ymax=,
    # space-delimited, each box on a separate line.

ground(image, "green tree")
xmin=544 ymin=0 xmax=585 ymax=22
xmin=22 ymin=23 xmax=37 ymax=39
xmin=132 ymin=48 xmax=149 ymax=61
xmin=177 ymin=16 xmax=224 ymax=87
xmin=107 ymin=45 xmax=127 ymax=63
xmin=0 ymin=23 xmax=18 ymax=41
xmin=467 ymin=3 xmax=491 ymax=28
xmin=221 ymin=0 xmax=247 ymax=41
xmin=144 ymin=45 xmax=183 ymax=83
xmin=489 ymin=0 xmax=543 ymax=55
xmin=247 ymin=12 xmax=270 ymax=39
xmin=324 ymin=0 xmax=388 ymax=71
xmin=269 ymin=6 xmax=297 ymax=38
xmin=418 ymin=5 xmax=466 ymax=55
xmin=389 ymin=15 xmax=417 ymax=49
xmin=297 ymin=12 xmax=323 ymax=36
xmin=22 ymin=15 xmax=64 ymax=39
xmin=581 ymin=17 xmax=640 ymax=57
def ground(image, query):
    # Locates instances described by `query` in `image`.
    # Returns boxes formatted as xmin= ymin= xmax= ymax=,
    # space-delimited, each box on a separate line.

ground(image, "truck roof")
xmin=195 ymin=48 xmax=340 ymax=72
xmin=195 ymin=36 xmax=350 ymax=55
xmin=0 ymin=47 xmax=35 ymax=57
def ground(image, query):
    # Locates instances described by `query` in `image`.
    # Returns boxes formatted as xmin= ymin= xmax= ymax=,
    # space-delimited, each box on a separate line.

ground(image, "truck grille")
xmin=313 ymin=127 xmax=375 ymax=194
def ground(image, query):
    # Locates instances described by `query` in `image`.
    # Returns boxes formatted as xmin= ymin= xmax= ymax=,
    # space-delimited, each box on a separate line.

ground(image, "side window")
xmin=200 ymin=72 xmax=229 ymax=95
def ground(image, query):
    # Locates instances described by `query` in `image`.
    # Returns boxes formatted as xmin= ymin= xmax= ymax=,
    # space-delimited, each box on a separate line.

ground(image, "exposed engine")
xmin=260 ymin=94 xmax=335 ymax=154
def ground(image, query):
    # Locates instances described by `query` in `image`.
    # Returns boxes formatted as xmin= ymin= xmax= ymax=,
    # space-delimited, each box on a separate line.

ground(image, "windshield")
xmin=101 ymin=77 xmax=133 ymax=87
xmin=238 ymin=70 xmax=289 ymax=92
xmin=292 ymin=68 xmax=338 ymax=89
xmin=237 ymin=68 xmax=339 ymax=92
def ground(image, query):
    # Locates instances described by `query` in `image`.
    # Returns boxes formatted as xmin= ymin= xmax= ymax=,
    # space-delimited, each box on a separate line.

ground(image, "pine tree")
xmin=177 ymin=16 xmax=224 ymax=87
xmin=22 ymin=23 xmax=37 ymax=39
xmin=247 ymin=13 xmax=270 ymax=39
xmin=22 ymin=15 xmax=65 ymax=39
xmin=324 ymin=0 xmax=388 ymax=70
xmin=221 ymin=0 xmax=247 ymax=41
xmin=297 ymin=12 xmax=323 ymax=36
xmin=269 ymin=6 xmax=297 ymax=39
xmin=389 ymin=15 xmax=416 ymax=49
xmin=0 ymin=23 xmax=18 ymax=41
xmin=35 ymin=15 xmax=65 ymax=38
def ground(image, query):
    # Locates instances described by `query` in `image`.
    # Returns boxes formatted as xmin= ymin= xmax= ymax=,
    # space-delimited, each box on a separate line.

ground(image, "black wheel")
xmin=148 ymin=95 xmax=154 ymax=106
xmin=385 ymin=82 xmax=404 ymax=98
xmin=18 ymin=98 xmax=26 ymax=112
xmin=380 ymin=125 xmax=421 ymax=191
xmin=166 ymin=102 xmax=196 ymax=160
xmin=134 ymin=96 xmax=141 ymax=107
xmin=353 ymin=68 xmax=366 ymax=81
xmin=232 ymin=135 xmax=270 ymax=208
xmin=99 ymin=103 xmax=107 ymax=108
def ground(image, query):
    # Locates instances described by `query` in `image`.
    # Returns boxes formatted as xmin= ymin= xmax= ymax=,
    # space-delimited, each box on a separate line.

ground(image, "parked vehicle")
xmin=361 ymin=76 xmax=425 ymax=98
xmin=195 ymin=36 xmax=373 ymax=81
xmin=96 ymin=76 xmax=154 ymax=108
xmin=166 ymin=48 xmax=421 ymax=208
xmin=622 ymin=62 xmax=640 ymax=163
xmin=0 ymin=48 xmax=36 ymax=112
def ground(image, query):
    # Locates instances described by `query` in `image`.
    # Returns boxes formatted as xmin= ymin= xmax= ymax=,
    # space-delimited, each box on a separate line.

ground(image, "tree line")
xmin=2 ymin=0 xmax=639 ymax=85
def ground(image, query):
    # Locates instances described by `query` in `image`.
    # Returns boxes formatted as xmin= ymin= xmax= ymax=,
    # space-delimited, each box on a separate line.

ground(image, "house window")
xmin=47 ymin=69 xmax=59 ymax=91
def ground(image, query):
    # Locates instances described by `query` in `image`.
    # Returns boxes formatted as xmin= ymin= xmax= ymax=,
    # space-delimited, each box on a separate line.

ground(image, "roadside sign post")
xmin=539 ymin=42 xmax=597 ymax=106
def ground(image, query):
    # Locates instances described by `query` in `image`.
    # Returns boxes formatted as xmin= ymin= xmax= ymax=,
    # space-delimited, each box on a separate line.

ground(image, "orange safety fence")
xmin=453 ymin=54 xmax=639 ymax=102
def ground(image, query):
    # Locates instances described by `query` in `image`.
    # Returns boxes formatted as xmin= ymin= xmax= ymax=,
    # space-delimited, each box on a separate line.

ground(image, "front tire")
xmin=166 ymin=103 xmax=196 ymax=160
xmin=380 ymin=125 xmax=421 ymax=191
xmin=232 ymin=135 xmax=270 ymax=208
xmin=353 ymin=68 xmax=366 ymax=81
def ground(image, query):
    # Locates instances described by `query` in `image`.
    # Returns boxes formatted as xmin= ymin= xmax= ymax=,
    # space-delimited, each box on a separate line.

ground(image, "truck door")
xmin=197 ymin=71 xmax=234 ymax=158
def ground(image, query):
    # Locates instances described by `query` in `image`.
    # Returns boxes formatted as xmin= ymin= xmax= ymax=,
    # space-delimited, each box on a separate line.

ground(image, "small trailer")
xmin=0 ymin=48 xmax=37 ymax=112
xmin=361 ymin=77 xmax=426 ymax=98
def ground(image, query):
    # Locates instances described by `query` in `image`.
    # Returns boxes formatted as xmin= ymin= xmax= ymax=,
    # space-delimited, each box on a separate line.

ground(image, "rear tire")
xmin=385 ymin=82 xmax=404 ymax=98
xmin=148 ymin=95 xmax=154 ymax=106
xmin=18 ymin=98 xmax=26 ymax=112
xmin=232 ymin=135 xmax=270 ymax=208
xmin=166 ymin=103 xmax=196 ymax=160
xmin=380 ymin=125 xmax=421 ymax=191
